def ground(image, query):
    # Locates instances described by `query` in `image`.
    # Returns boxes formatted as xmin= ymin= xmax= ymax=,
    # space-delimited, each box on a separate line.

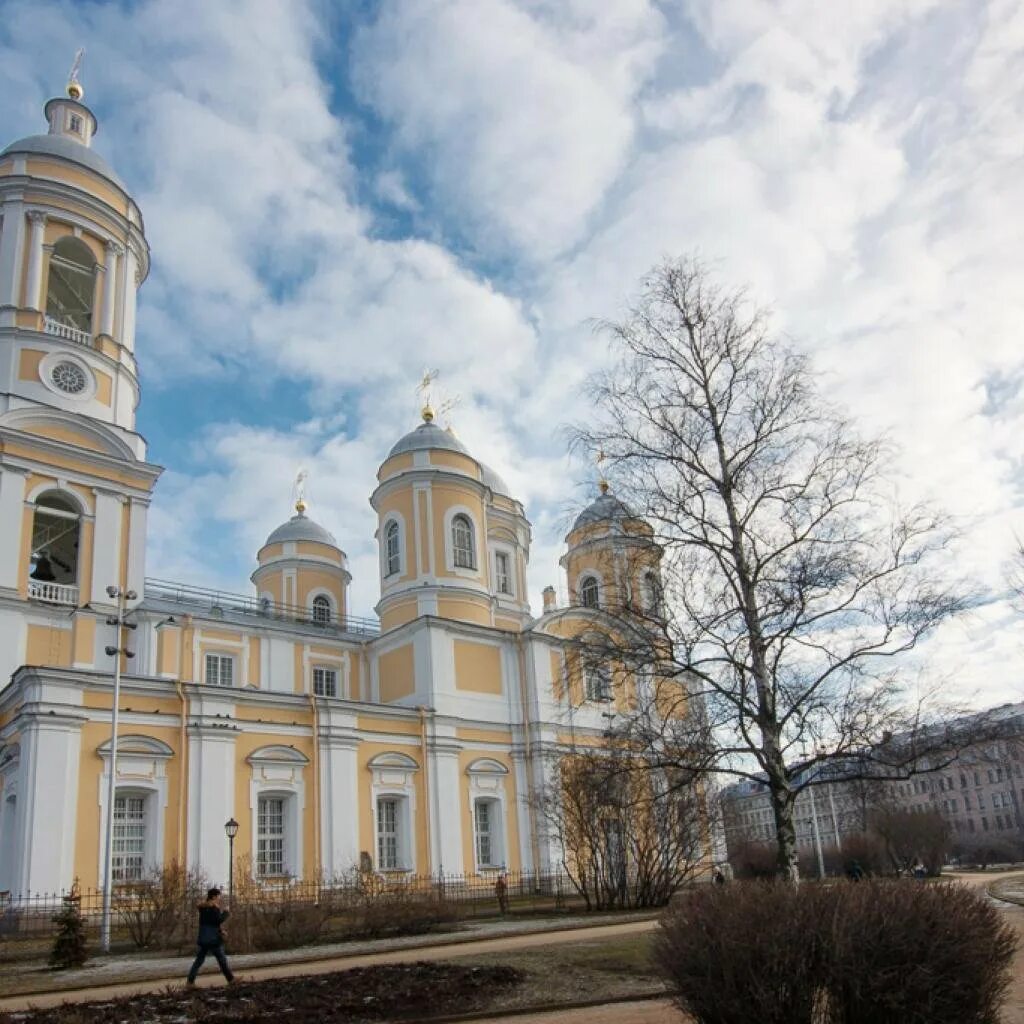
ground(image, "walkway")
xmin=0 ymin=919 xmax=659 ymax=1014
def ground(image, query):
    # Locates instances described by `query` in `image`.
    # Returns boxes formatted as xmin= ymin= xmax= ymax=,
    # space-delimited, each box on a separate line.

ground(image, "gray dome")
xmin=1 ymin=134 xmax=128 ymax=192
xmin=263 ymin=511 xmax=337 ymax=548
xmin=571 ymin=491 xmax=636 ymax=533
xmin=387 ymin=420 xmax=472 ymax=459
xmin=480 ymin=462 xmax=511 ymax=497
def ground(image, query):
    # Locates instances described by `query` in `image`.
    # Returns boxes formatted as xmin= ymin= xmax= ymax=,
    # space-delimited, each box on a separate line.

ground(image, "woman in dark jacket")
xmin=186 ymin=887 xmax=235 ymax=986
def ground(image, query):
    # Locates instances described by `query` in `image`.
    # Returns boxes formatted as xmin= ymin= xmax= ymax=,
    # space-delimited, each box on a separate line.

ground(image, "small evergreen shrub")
xmin=656 ymin=880 xmax=1017 ymax=1024
xmin=49 ymin=894 xmax=88 ymax=970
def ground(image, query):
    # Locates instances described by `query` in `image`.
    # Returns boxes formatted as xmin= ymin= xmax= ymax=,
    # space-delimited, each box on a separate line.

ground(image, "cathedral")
xmin=0 ymin=75 xmax=698 ymax=896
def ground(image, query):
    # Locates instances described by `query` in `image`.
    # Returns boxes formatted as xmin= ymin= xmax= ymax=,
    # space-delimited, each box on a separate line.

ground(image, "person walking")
xmin=186 ymin=887 xmax=236 ymax=987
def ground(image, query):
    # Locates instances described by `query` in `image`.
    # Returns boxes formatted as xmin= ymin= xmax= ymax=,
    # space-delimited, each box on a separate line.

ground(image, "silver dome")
xmin=387 ymin=421 xmax=471 ymax=459
xmin=263 ymin=512 xmax=337 ymax=548
xmin=1 ymin=134 xmax=128 ymax=193
xmin=571 ymin=491 xmax=635 ymax=533
xmin=480 ymin=461 xmax=511 ymax=496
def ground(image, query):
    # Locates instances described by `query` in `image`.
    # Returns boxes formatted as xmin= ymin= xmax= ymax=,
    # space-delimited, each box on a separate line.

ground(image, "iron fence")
xmin=0 ymin=870 xmax=579 ymax=945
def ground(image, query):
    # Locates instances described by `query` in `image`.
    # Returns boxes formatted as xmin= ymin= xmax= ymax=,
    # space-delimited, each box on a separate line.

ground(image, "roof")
xmin=480 ymin=461 xmax=510 ymax=497
xmin=1 ymin=133 xmax=128 ymax=193
xmin=387 ymin=420 xmax=472 ymax=459
xmin=571 ymin=491 xmax=636 ymax=533
xmin=263 ymin=511 xmax=337 ymax=548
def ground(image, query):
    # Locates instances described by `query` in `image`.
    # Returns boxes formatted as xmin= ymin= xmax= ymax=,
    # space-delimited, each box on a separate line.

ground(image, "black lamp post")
xmin=224 ymin=818 xmax=239 ymax=903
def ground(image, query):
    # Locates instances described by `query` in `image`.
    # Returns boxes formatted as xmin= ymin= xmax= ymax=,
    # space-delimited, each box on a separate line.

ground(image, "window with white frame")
xmin=313 ymin=665 xmax=337 ymax=697
xmin=377 ymin=797 xmax=402 ymax=870
xmin=474 ymin=798 xmax=503 ymax=867
xmin=641 ymin=571 xmax=662 ymax=614
xmin=312 ymin=594 xmax=332 ymax=625
xmin=385 ymin=521 xmax=401 ymax=577
xmin=112 ymin=793 xmax=147 ymax=882
xmin=452 ymin=514 xmax=476 ymax=569
xmin=257 ymin=795 xmax=287 ymax=877
xmin=495 ymin=552 xmax=512 ymax=595
xmin=205 ymin=653 xmax=234 ymax=687
xmin=579 ymin=575 xmax=600 ymax=609
xmin=69 ymin=113 xmax=83 ymax=134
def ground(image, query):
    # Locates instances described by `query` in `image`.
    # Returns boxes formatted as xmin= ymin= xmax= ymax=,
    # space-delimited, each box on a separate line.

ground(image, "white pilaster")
xmin=0 ymin=468 xmax=27 ymax=592
xmin=430 ymin=744 xmax=464 ymax=874
xmin=15 ymin=714 xmax=84 ymax=893
xmin=186 ymin=728 xmax=237 ymax=885
xmin=24 ymin=211 xmax=47 ymax=312
xmin=122 ymin=246 xmax=138 ymax=352
xmin=100 ymin=240 xmax=122 ymax=338
xmin=0 ymin=199 xmax=26 ymax=319
xmin=126 ymin=497 xmax=148 ymax=599
xmin=320 ymin=736 xmax=361 ymax=877
xmin=90 ymin=490 xmax=123 ymax=605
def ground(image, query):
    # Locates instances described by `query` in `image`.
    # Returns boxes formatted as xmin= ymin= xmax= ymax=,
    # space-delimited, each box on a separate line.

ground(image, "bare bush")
xmin=656 ymin=880 xmax=1017 ymax=1024
xmin=871 ymin=807 xmax=951 ymax=875
xmin=116 ymin=860 xmax=208 ymax=949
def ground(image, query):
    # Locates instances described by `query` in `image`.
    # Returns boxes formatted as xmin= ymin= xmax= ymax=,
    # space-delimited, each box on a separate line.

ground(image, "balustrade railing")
xmin=44 ymin=316 xmax=93 ymax=347
xmin=28 ymin=580 xmax=79 ymax=606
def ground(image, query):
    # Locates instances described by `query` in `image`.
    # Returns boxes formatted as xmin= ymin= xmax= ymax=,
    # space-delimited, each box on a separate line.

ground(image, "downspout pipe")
xmin=417 ymin=705 xmax=434 ymax=874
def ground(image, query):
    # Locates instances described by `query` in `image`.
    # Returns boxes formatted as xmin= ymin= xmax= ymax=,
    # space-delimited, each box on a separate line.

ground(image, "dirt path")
xmin=0 ymin=919 xmax=659 ymax=1014
xmin=472 ymin=997 xmax=679 ymax=1024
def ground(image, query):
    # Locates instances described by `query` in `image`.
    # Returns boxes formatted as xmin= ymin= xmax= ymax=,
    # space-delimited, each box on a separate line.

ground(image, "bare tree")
xmin=534 ymin=747 xmax=705 ymax=910
xmin=871 ymin=807 xmax=951 ymax=876
xmin=569 ymin=257 xmax=979 ymax=881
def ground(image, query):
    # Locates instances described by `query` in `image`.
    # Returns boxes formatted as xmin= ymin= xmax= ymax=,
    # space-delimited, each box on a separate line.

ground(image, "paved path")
xmin=0 ymin=919 xmax=659 ymax=1014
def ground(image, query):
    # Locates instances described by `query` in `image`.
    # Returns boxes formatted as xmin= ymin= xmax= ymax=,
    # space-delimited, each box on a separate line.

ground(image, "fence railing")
xmin=44 ymin=316 xmax=93 ymax=347
xmin=145 ymin=577 xmax=380 ymax=636
xmin=0 ymin=870 xmax=577 ymax=944
xmin=27 ymin=580 xmax=79 ymax=606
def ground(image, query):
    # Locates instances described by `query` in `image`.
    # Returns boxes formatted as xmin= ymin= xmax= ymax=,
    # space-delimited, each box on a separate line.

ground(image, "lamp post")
xmin=99 ymin=584 xmax=137 ymax=953
xmin=225 ymin=818 xmax=239 ymax=904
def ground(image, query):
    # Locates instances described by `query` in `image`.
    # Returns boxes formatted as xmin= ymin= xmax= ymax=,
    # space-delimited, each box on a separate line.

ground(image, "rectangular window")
xmin=968 ymin=818 xmax=976 ymax=832
xmin=112 ymin=794 xmax=146 ymax=882
xmin=69 ymin=113 xmax=83 ymax=134
xmin=378 ymin=798 xmax=400 ymax=870
xmin=475 ymin=801 xmax=494 ymax=866
xmin=205 ymin=653 xmax=234 ymax=687
xmin=313 ymin=666 xmax=337 ymax=697
xmin=982 ymin=816 xmax=989 ymax=831
xmin=257 ymin=796 xmax=286 ymax=877
xmin=495 ymin=552 xmax=512 ymax=595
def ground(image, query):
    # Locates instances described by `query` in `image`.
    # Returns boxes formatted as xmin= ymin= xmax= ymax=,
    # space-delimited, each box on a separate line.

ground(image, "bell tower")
xmin=0 ymin=63 xmax=161 ymax=675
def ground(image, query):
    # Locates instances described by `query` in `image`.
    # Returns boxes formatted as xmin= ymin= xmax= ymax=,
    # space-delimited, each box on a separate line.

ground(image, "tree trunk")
xmin=763 ymin=736 xmax=800 ymax=882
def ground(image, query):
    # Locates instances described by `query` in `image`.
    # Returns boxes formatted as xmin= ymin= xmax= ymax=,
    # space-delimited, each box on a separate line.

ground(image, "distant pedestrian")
xmin=186 ymin=887 xmax=235 ymax=987
xmin=713 ymin=867 xmax=726 ymax=886
xmin=495 ymin=872 xmax=510 ymax=914
xmin=844 ymin=860 xmax=864 ymax=882
xmin=912 ymin=859 xmax=927 ymax=881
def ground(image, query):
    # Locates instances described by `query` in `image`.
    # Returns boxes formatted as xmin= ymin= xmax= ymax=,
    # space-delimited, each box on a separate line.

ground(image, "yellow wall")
xmin=25 ymin=159 xmax=129 ymax=214
xmin=17 ymin=347 xmax=45 ymax=381
xmin=458 ymin=749 xmax=521 ymax=874
xmin=380 ymin=597 xmax=418 ymax=633
xmin=26 ymin=623 xmax=71 ymax=666
xmin=453 ymin=640 xmax=503 ymax=695
xmin=357 ymin=741 xmax=429 ymax=873
xmin=436 ymin=597 xmax=490 ymax=626
xmin=157 ymin=626 xmax=181 ymax=676
xmin=72 ymin=614 xmax=95 ymax=665
xmin=295 ymin=567 xmax=346 ymax=615
xmin=429 ymin=451 xmax=479 ymax=476
xmin=377 ymin=452 xmax=414 ymax=481
xmin=377 ymin=488 xmax=418 ymax=583
xmin=248 ymin=637 xmax=261 ymax=686
xmin=431 ymin=483 xmax=484 ymax=581
xmin=379 ymin=644 xmax=415 ymax=703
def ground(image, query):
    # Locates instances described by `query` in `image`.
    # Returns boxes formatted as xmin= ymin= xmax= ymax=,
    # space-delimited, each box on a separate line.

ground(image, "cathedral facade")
xmin=0 ymin=78 xmax=697 ymax=896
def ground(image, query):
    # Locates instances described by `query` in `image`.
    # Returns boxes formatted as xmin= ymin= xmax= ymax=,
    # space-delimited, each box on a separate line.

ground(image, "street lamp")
xmin=225 ymin=818 xmax=239 ymax=903
xmin=99 ymin=585 xmax=137 ymax=953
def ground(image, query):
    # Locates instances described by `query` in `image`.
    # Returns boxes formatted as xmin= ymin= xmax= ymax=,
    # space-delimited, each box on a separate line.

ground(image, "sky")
xmin=0 ymin=0 xmax=1021 ymax=706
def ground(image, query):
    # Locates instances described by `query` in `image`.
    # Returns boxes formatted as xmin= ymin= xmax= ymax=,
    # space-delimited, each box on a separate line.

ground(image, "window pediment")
xmin=466 ymin=757 xmax=509 ymax=776
xmin=247 ymin=745 xmax=310 ymax=767
xmin=97 ymin=734 xmax=173 ymax=758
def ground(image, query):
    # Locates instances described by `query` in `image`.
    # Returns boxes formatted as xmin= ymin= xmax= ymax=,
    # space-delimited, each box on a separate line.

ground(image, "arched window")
xmin=579 ymin=575 xmax=600 ymax=609
xmin=29 ymin=491 xmax=81 ymax=605
xmin=385 ymin=520 xmax=401 ymax=577
xmin=641 ymin=571 xmax=662 ymax=614
xmin=452 ymin=514 xmax=475 ymax=569
xmin=46 ymin=237 xmax=96 ymax=335
xmin=584 ymin=662 xmax=612 ymax=702
xmin=312 ymin=594 xmax=332 ymax=625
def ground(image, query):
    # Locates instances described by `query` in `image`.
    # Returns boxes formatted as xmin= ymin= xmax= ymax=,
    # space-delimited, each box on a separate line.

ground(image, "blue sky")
xmin=1 ymin=0 xmax=1022 ymax=704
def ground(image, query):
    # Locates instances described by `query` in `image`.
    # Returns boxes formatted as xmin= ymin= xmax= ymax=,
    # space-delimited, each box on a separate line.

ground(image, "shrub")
xmin=49 ymin=893 xmax=87 ymax=969
xmin=656 ymin=880 xmax=1017 ymax=1024
xmin=827 ymin=880 xmax=1017 ymax=1024
xmin=655 ymin=881 xmax=827 ymax=1024
xmin=116 ymin=860 xmax=208 ymax=949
